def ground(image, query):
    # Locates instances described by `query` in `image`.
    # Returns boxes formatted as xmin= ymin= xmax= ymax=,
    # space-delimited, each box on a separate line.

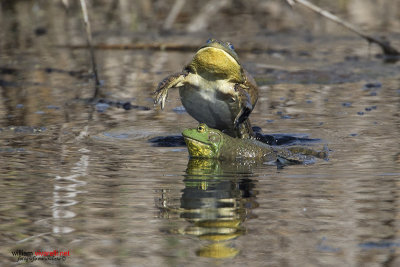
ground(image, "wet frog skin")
xmin=154 ymin=39 xmax=258 ymax=138
xmin=182 ymin=124 xmax=328 ymax=164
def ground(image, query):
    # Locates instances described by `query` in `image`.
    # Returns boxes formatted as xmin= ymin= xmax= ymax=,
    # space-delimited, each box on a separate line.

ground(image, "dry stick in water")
xmin=288 ymin=0 xmax=399 ymax=56
xmin=79 ymin=0 xmax=101 ymax=99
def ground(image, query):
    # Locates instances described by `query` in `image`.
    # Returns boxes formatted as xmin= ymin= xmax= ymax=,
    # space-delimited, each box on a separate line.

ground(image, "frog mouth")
xmin=182 ymin=136 xmax=215 ymax=158
xmin=182 ymin=136 xmax=208 ymax=146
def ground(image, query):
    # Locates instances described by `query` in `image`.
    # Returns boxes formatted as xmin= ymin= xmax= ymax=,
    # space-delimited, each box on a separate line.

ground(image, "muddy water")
xmin=1 ymin=10 xmax=400 ymax=267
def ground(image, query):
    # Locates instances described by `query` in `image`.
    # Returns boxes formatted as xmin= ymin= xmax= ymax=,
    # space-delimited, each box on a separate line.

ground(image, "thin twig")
xmin=163 ymin=0 xmax=186 ymax=30
xmin=61 ymin=0 xmax=69 ymax=9
xmin=186 ymin=0 xmax=231 ymax=32
xmin=79 ymin=0 xmax=101 ymax=99
xmin=285 ymin=0 xmax=295 ymax=6
xmin=289 ymin=0 xmax=399 ymax=56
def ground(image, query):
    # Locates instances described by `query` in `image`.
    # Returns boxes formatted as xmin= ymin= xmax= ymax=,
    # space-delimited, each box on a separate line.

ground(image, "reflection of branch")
xmin=79 ymin=0 xmax=101 ymax=98
xmin=288 ymin=0 xmax=399 ymax=56
xmin=17 ymin=232 xmax=52 ymax=244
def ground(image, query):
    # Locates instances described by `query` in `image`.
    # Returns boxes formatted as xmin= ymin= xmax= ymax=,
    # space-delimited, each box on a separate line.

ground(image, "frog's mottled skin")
xmin=182 ymin=124 xmax=327 ymax=163
xmin=154 ymin=39 xmax=258 ymax=138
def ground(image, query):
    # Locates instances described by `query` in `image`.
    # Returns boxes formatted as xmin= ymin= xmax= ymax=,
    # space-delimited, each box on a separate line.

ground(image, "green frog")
xmin=182 ymin=124 xmax=328 ymax=164
xmin=154 ymin=39 xmax=258 ymax=138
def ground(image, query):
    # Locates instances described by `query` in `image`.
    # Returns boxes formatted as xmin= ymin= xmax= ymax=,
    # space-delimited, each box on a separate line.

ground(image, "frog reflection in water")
xmin=158 ymin=158 xmax=258 ymax=259
xmin=182 ymin=124 xmax=328 ymax=164
xmin=154 ymin=39 xmax=258 ymax=138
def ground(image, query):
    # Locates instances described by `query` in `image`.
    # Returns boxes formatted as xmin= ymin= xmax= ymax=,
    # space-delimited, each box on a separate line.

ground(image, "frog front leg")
xmin=154 ymin=72 xmax=187 ymax=109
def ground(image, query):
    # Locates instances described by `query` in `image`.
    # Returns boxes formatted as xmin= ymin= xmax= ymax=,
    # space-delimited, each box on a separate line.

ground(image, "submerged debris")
xmin=1 ymin=126 xmax=47 ymax=134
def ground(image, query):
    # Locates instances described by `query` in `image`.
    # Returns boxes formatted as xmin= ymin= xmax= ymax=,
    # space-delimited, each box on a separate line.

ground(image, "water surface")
xmin=1 ymin=2 xmax=400 ymax=266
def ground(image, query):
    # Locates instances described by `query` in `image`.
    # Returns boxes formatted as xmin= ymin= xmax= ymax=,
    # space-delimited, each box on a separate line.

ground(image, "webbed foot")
xmin=154 ymin=72 xmax=186 ymax=109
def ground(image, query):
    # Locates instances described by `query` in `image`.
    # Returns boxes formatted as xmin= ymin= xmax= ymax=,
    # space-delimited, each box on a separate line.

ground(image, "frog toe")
xmin=153 ymin=72 xmax=186 ymax=109
xmin=155 ymin=91 xmax=168 ymax=109
xmin=234 ymin=107 xmax=252 ymax=129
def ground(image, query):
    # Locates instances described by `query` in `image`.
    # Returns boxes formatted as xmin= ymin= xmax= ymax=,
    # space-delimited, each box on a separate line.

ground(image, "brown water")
xmin=1 ymin=1 xmax=400 ymax=266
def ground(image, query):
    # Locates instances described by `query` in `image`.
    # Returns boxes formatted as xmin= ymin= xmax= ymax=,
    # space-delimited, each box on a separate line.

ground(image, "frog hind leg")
xmin=154 ymin=72 xmax=186 ymax=109
xmin=235 ymin=119 xmax=254 ymax=139
xmin=287 ymin=146 xmax=329 ymax=160
xmin=233 ymin=84 xmax=253 ymax=131
xmin=276 ymin=156 xmax=302 ymax=168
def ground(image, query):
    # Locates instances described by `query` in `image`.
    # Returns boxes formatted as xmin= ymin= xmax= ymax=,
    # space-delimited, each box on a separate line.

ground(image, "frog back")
xmin=218 ymin=136 xmax=277 ymax=161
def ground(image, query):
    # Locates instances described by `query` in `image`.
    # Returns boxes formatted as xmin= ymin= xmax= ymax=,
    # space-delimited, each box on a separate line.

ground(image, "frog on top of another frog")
xmin=154 ymin=39 xmax=259 ymax=139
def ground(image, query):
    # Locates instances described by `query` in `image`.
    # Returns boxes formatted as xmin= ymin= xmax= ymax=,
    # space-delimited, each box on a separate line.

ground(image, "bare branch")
xmin=291 ymin=0 xmax=399 ymax=56
xmin=61 ymin=0 xmax=69 ymax=9
xmin=79 ymin=0 xmax=101 ymax=98
xmin=285 ymin=0 xmax=295 ymax=7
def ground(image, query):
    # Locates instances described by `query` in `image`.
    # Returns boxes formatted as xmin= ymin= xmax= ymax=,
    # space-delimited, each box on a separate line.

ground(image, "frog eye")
xmin=227 ymin=42 xmax=235 ymax=50
xmin=197 ymin=124 xmax=206 ymax=132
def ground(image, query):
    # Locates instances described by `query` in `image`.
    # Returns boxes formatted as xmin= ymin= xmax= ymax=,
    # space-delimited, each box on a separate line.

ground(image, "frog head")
xmin=187 ymin=39 xmax=243 ymax=82
xmin=182 ymin=123 xmax=224 ymax=158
